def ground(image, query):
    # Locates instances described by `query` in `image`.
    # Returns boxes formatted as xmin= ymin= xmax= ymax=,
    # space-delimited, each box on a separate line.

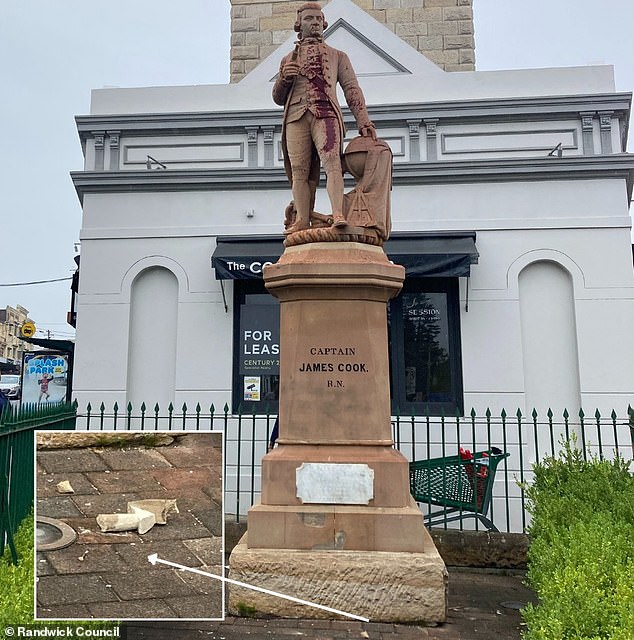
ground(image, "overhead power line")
xmin=0 ymin=277 xmax=73 ymax=287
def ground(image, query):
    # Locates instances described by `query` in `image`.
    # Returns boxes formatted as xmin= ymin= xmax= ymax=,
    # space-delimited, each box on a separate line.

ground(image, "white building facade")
xmin=70 ymin=0 xmax=634 ymax=526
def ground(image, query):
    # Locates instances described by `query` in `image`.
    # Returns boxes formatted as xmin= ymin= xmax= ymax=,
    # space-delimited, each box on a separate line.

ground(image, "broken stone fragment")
xmin=96 ymin=513 xmax=140 ymax=533
xmin=128 ymin=506 xmax=157 ymax=534
xmin=56 ymin=480 xmax=75 ymax=494
xmin=127 ymin=499 xmax=178 ymax=525
xmin=96 ymin=508 xmax=156 ymax=535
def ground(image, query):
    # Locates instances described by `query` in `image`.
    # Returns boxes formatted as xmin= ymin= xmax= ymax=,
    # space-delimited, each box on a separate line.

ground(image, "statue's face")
xmin=299 ymin=9 xmax=324 ymax=38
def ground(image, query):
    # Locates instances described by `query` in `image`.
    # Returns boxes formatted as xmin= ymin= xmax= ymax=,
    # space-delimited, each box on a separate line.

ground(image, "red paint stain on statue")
xmin=322 ymin=117 xmax=337 ymax=152
xmin=307 ymin=54 xmax=338 ymax=153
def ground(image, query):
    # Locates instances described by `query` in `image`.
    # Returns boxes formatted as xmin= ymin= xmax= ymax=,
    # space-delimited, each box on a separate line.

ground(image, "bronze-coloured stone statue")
xmin=273 ymin=2 xmax=392 ymax=244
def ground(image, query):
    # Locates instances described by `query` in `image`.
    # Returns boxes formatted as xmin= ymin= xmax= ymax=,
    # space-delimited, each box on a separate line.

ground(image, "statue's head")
xmin=294 ymin=2 xmax=328 ymax=36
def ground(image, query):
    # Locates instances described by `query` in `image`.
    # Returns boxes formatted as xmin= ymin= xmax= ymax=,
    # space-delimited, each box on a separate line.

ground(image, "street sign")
xmin=20 ymin=322 xmax=36 ymax=338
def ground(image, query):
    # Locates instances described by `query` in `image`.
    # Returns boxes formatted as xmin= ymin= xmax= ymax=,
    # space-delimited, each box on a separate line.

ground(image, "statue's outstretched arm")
xmin=338 ymin=53 xmax=375 ymax=136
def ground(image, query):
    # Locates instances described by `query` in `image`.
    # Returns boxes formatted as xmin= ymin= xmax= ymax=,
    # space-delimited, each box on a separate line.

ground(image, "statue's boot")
xmin=284 ymin=220 xmax=310 ymax=235
xmin=333 ymin=212 xmax=347 ymax=228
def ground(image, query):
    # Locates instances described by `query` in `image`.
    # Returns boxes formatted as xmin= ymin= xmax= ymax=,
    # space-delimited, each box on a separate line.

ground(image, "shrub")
xmin=522 ymin=439 xmax=634 ymax=639
xmin=0 ymin=513 xmax=36 ymax=626
xmin=1 ymin=514 xmax=119 ymax=630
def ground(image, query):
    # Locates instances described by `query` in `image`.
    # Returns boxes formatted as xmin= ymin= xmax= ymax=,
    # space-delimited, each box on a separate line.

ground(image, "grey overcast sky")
xmin=1 ymin=0 xmax=633 ymax=340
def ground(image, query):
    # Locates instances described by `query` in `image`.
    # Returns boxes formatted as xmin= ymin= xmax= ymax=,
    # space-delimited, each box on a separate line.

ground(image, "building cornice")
xmin=75 ymin=92 xmax=632 ymax=139
xmin=376 ymin=93 xmax=632 ymax=128
xmin=71 ymin=154 xmax=634 ymax=203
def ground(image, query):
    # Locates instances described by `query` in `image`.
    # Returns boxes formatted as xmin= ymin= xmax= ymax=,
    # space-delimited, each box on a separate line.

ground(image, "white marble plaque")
xmin=295 ymin=463 xmax=374 ymax=505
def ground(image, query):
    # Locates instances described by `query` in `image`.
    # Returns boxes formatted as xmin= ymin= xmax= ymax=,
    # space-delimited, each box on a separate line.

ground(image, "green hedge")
xmin=1 ymin=513 xmax=119 ymax=630
xmin=0 ymin=513 xmax=36 ymax=626
xmin=522 ymin=439 xmax=634 ymax=639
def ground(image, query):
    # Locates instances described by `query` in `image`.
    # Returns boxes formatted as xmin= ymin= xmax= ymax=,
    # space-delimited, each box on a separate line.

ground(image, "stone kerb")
xmin=229 ymin=0 xmax=475 ymax=83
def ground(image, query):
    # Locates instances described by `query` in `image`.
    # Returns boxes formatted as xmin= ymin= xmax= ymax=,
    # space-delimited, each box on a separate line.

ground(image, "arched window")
xmin=127 ymin=267 xmax=178 ymax=409
xmin=519 ymin=261 xmax=581 ymax=416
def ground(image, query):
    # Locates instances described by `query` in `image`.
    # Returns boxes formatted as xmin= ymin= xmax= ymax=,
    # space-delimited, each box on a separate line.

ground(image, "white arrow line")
xmin=147 ymin=553 xmax=369 ymax=622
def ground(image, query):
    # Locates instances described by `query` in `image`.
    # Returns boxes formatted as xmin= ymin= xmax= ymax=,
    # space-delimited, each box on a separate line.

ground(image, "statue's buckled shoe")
xmin=333 ymin=214 xmax=347 ymax=228
xmin=284 ymin=222 xmax=310 ymax=235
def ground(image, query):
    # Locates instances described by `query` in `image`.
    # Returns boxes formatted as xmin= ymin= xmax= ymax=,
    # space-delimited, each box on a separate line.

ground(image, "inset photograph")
xmin=35 ymin=431 xmax=223 ymax=620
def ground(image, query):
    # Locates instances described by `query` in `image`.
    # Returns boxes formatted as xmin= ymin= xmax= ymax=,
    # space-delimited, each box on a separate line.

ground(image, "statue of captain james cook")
xmin=272 ymin=1 xmax=376 ymax=236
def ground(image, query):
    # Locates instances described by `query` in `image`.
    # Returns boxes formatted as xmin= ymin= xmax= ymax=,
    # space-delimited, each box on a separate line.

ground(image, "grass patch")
xmin=0 ymin=513 xmax=36 ymax=625
xmin=1 ymin=513 xmax=119 ymax=630
xmin=93 ymin=432 xmax=172 ymax=448
xmin=235 ymin=601 xmax=258 ymax=617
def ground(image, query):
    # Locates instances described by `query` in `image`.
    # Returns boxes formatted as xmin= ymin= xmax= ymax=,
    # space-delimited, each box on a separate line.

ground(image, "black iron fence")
xmin=391 ymin=407 xmax=634 ymax=533
xmin=3 ymin=401 xmax=631 ymax=545
xmin=0 ymin=402 xmax=76 ymax=563
xmin=70 ymin=401 xmax=634 ymax=534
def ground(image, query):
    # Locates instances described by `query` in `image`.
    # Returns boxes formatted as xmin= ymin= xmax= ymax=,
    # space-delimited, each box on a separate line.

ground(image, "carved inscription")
xmin=298 ymin=362 xmax=367 ymax=372
xmin=310 ymin=347 xmax=356 ymax=355
xmin=298 ymin=345 xmax=368 ymax=389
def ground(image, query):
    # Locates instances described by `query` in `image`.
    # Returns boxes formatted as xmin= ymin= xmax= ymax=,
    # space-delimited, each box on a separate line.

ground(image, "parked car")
xmin=0 ymin=374 xmax=21 ymax=400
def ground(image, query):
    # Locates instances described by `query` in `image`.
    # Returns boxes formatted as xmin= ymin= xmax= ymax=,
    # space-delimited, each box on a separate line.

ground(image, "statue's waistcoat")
xmin=287 ymin=42 xmax=337 ymax=122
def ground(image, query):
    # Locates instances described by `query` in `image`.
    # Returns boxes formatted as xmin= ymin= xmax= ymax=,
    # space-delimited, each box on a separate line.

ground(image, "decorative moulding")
xmin=70 ymin=155 xmax=634 ymax=202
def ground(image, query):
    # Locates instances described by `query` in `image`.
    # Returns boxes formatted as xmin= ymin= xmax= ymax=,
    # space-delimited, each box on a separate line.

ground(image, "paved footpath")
xmin=35 ymin=432 xmax=535 ymax=637
xmin=36 ymin=433 xmax=223 ymax=620
xmin=122 ymin=569 xmax=535 ymax=639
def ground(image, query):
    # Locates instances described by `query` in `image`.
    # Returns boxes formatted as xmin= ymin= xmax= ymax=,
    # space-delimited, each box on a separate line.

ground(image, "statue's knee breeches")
xmin=312 ymin=116 xmax=341 ymax=157
xmin=289 ymin=163 xmax=311 ymax=181
xmin=286 ymin=115 xmax=314 ymax=180
xmin=320 ymin=149 xmax=342 ymax=176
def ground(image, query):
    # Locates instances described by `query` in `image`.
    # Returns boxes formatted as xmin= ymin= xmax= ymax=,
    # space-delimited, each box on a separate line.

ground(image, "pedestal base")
xmin=228 ymin=533 xmax=447 ymax=623
xmin=261 ymin=445 xmax=411 ymax=507
xmin=250 ymin=443 xmax=427 ymax=552
xmin=247 ymin=499 xmax=428 ymax=552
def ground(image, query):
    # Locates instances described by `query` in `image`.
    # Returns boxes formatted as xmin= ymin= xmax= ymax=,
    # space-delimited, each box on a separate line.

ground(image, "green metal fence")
xmin=0 ymin=402 xmax=77 ymax=563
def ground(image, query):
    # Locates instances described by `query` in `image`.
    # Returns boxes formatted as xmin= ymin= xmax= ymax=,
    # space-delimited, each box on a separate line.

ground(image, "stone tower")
xmin=230 ymin=0 xmax=475 ymax=83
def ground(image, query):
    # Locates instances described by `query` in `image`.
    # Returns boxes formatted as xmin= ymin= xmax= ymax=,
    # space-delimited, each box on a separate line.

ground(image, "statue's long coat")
xmin=272 ymin=41 xmax=373 ymax=191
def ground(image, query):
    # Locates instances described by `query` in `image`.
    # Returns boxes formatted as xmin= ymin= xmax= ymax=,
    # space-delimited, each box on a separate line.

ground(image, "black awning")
xmin=19 ymin=337 xmax=75 ymax=354
xmin=385 ymin=232 xmax=478 ymax=278
xmin=211 ymin=232 xmax=478 ymax=280
xmin=212 ymin=235 xmax=286 ymax=280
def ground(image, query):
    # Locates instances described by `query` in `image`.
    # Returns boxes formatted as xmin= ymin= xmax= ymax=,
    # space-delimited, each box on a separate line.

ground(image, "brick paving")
xmin=36 ymin=433 xmax=223 ymax=620
xmin=121 ymin=569 xmax=535 ymax=639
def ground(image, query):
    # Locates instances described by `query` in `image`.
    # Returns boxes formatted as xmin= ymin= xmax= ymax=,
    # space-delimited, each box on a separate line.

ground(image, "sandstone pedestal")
xmin=229 ymin=534 xmax=447 ymax=623
xmin=228 ymin=242 xmax=447 ymax=622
